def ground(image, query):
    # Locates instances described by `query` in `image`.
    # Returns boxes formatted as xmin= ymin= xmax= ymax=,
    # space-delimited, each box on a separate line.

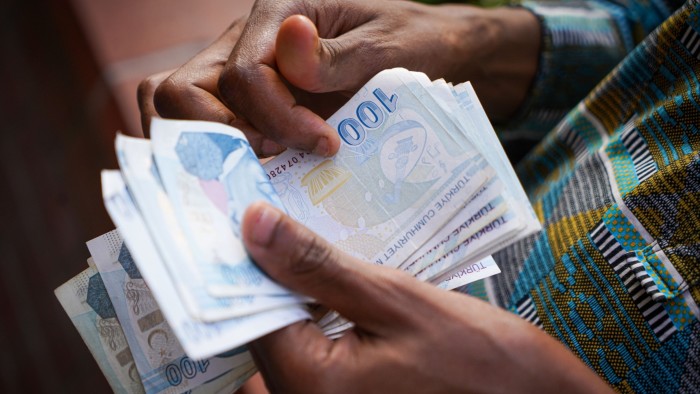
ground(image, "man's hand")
xmin=241 ymin=202 xmax=613 ymax=394
xmin=138 ymin=0 xmax=540 ymax=157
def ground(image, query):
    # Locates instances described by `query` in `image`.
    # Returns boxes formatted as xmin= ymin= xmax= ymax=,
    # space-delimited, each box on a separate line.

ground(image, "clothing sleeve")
xmin=507 ymin=0 xmax=686 ymax=135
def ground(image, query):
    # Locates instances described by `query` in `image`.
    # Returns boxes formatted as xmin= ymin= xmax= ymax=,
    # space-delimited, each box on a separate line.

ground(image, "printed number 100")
xmin=165 ymin=357 xmax=210 ymax=386
xmin=337 ymin=88 xmax=398 ymax=146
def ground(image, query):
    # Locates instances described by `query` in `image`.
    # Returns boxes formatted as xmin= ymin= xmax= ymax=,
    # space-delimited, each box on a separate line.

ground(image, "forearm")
xmin=427 ymin=5 xmax=541 ymax=123
xmin=471 ymin=7 xmax=541 ymax=123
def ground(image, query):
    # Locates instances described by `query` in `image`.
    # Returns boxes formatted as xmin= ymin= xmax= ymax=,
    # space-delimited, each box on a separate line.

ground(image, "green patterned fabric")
xmin=481 ymin=1 xmax=700 ymax=391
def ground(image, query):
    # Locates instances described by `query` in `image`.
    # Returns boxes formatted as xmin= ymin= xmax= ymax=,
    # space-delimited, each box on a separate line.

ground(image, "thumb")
xmin=242 ymin=201 xmax=416 ymax=332
xmin=275 ymin=15 xmax=379 ymax=94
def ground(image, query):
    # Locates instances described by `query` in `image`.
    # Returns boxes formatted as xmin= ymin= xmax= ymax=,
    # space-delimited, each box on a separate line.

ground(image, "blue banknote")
xmin=55 ymin=266 xmax=145 ymax=394
xmin=99 ymin=171 xmax=310 ymax=362
xmin=263 ymin=69 xmax=490 ymax=268
xmin=87 ymin=230 xmax=252 ymax=393
xmin=150 ymin=119 xmax=293 ymax=297
xmin=116 ymin=134 xmax=305 ymax=321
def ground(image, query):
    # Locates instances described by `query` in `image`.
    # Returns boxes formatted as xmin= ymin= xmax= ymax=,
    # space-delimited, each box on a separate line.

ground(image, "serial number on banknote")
xmin=266 ymin=152 xmax=309 ymax=180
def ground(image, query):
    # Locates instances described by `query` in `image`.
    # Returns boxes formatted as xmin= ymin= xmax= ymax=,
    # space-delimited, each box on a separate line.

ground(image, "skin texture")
xmin=241 ymin=202 xmax=613 ymax=394
xmin=137 ymin=0 xmax=540 ymax=156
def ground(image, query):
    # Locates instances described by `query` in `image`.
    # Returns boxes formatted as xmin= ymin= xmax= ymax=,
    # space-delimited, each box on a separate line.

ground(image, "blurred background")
xmin=0 ymin=0 xmax=253 ymax=391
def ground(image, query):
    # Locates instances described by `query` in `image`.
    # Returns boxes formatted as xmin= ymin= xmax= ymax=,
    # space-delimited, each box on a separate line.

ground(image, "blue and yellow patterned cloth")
xmin=419 ymin=0 xmax=700 ymax=391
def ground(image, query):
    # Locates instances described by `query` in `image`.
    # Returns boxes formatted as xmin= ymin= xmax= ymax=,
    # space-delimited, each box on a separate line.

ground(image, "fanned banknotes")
xmin=56 ymin=68 xmax=540 ymax=392
xmin=55 ymin=266 xmax=146 ymax=394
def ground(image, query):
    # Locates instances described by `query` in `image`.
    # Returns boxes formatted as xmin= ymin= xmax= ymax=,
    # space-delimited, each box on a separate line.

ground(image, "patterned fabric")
xmin=419 ymin=0 xmax=684 ymax=159
xmin=485 ymin=1 xmax=700 ymax=391
xmin=495 ymin=0 xmax=685 ymax=163
xmin=512 ymin=0 xmax=684 ymax=133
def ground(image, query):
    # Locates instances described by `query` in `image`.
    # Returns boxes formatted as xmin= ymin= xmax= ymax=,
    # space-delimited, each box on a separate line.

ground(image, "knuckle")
xmin=323 ymin=40 xmax=344 ymax=72
xmin=218 ymin=62 xmax=270 ymax=117
xmin=137 ymin=71 xmax=171 ymax=106
xmin=136 ymin=77 xmax=156 ymax=104
xmin=217 ymin=64 xmax=244 ymax=107
xmin=152 ymin=77 xmax=187 ymax=117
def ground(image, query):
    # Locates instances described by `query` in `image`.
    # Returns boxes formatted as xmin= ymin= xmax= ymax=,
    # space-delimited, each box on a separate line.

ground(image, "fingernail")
xmin=313 ymin=136 xmax=330 ymax=156
xmin=251 ymin=204 xmax=282 ymax=246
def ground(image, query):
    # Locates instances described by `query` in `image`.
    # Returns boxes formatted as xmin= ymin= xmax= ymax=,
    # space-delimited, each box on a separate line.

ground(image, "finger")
xmin=275 ymin=15 xmax=386 ymax=94
xmin=218 ymin=63 xmax=340 ymax=157
xmin=137 ymin=69 xmax=173 ymax=136
xmin=148 ymin=17 xmax=285 ymax=156
xmin=218 ymin=27 xmax=340 ymax=157
xmin=242 ymin=201 xmax=425 ymax=332
xmin=275 ymin=15 xmax=323 ymax=92
xmin=152 ymin=21 xmax=244 ymax=125
xmin=249 ymin=321 xmax=337 ymax=393
xmin=230 ymin=117 xmax=286 ymax=158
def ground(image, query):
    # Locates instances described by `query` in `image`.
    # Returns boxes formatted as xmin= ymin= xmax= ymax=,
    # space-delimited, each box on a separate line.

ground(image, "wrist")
xmin=442 ymin=6 xmax=541 ymax=123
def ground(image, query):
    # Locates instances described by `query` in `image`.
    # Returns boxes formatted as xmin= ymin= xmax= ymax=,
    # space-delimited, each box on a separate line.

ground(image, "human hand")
xmin=137 ymin=11 xmax=346 ymax=156
xmin=139 ymin=0 xmax=540 ymax=157
xmin=241 ymin=202 xmax=613 ymax=394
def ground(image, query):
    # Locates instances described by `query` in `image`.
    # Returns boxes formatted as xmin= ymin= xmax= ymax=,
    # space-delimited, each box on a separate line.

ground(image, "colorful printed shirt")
xmin=417 ymin=0 xmax=700 ymax=391
xmin=507 ymin=0 xmax=685 ymax=155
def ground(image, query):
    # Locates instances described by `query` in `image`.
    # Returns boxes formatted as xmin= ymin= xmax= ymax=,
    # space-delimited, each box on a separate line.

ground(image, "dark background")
xmin=0 ymin=0 xmax=250 ymax=391
xmin=1 ymin=2 xmax=120 ymax=391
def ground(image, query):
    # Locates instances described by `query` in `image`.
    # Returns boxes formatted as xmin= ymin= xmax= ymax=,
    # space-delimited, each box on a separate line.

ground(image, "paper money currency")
xmin=87 ymin=228 xmax=254 ymax=393
xmin=150 ymin=119 xmax=293 ymax=297
xmin=433 ymin=256 xmax=500 ymax=290
xmin=400 ymin=179 xmax=507 ymax=272
xmin=99 ymin=172 xmax=309 ymax=360
xmin=58 ymin=69 xmax=541 ymax=391
xmin=57 ymin=266 xmax=259 ymax=394
xmin=263 ymin=69 xmax=491 ymax=268
xmin=116 ymin=134 xmax=304 ymax=322
xmin=55 ymin=267 xmax=145 ymax=394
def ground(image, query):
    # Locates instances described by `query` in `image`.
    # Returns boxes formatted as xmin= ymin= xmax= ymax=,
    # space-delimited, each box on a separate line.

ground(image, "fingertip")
xmin=137 ymin=70 xmax=172 ymax=136
xmin=293 ymin=107 xmax=340 ymax=157
xmin=276 ymin=15 xmax=322 ymax=91
xmin=313 ymin=133 xmax=341 ymax=157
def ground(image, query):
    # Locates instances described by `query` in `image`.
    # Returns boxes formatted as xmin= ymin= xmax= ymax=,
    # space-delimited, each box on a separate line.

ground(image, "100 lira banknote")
xmin=150 ymin=119 xmax=295 ymax=298
xmin=263 ymin=69 xmax=491 ymax=268
xmin=116 ymin=133 xmax=304 ymax=322
xmin=59 ymin=68 xmax=541 ymax=378
xmin=55 ymin=266 xmax=145 ymax=394
xmin=99 ymin=172 xmax=309 ymax=361
xmin=87 ymin=229 xmax=260 ymax=393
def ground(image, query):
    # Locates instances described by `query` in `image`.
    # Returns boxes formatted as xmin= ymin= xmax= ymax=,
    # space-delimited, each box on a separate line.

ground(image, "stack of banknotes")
xmin=55 ymin=68 xmax=541 ymax=393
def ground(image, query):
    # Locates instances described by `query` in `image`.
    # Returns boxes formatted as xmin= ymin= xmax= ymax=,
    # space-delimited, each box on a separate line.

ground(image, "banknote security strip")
xmin=55 ymin=68 xmax=540 ymax=393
